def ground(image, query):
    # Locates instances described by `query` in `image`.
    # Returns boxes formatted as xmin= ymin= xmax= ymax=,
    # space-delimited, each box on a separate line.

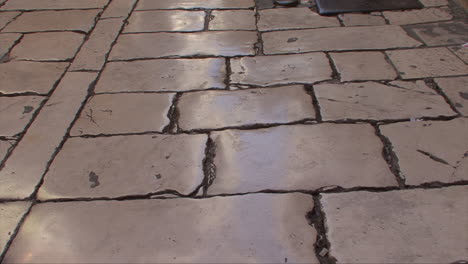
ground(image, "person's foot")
xmin=274 ymin=0 xmax=300 ymax=6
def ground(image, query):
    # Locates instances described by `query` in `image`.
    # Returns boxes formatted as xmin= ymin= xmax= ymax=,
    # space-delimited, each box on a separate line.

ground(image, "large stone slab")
xmin=209 ymin=10 xmax=256 ymax=30
xmin=124 ymin=10 xmax=205 ymax=33
xmin=110 ymin=31 xmax=257 ymax=60
xmin=71 ymin=93 xmax=174 ymax=136
xmin=70 ymin=18 xmax=125 ymax=71
xmin=0 ymin=202 xmax=31 ymax=258
xmin=0 ymin=96 xmax=44 ymax=137
xmin=0 ymin=33 xmax=22 ymax=59
xmin=321 ymin=186 xmax=468 ymax=263
xmin=262 ymin=26 xmax=422 ymax=54
xmin=3 ymin=10 xmax=100 ymax=33
xmin=330 ymin=51 xmax=397 ymax=81
xmin=0 ymin=61 xmax=68 ymax=94
xmin=436 ymin=77 xmax=468 ymax=116
xmin=136 ymin=0 xmax=255 ymax=10
xmin=230 ymin=53 xmax=332 ymax=86
xmin=383 ymin=7 xmax=452 ymax=25
xmin=10 ymin=32 xmax=84 ymax=61
xmin=1 ymin=0 xmax=107 ymax=10
xmin=408 ymin=21 xmax=468 ymax=46
xmin=315 ymin=81 xmax=455 ymax=121
xmin=208 ymin=124 xmax=396 ymax=194
xmin=387 ymin=48 xmax=468 ymax=79
xmin=0 ymin=72 xmax=98 ymax=199
xmin=380 ymin=118 xmax=468 ymax=185
xmin=38 ymin=134 xmax=206 ymax=199
xmin=95 ymin=58 xmax=226 ymax=93
xmin=178 ymin=86 xmax=316 ymax=130
xmin=258 ymin=7 xmax=339 ymax=31
xmin=5 ymin=194 xmax=318 ymax=263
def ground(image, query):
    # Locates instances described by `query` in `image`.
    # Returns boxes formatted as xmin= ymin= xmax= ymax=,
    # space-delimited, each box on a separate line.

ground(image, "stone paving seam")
xmin=0 ymin=201 xmax=32 ymax=261
xmin=162 ymin=93 xmax=182 ymax=134
xmin=202 ymin=135 xmax=217 ymax=195
xmin=311 ymin=195 xmax=337 ymax=263
xmin=425 ymin=78 xmax=464 ymax=116
xmin=305 ymin=85 xmax=324 ymax=123
xmin=0 ymin=11 xmax=21 ymax=31
xmin=0 ymin=33 xmax=23 ymax=61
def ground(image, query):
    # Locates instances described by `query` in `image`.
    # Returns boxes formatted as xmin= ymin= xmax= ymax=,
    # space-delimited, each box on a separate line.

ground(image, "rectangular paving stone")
xmin=136 ymin=0 xmax=255 ymax=10
xmin=10 ymin=32 xmax=85 ymax=61
xmin=109 ymin=31 xmax=257 ymax=60
xmin=230 ymin=53 xmax=332 ymax=87
xmin=381 ymin=118 xmax=468 ymax=185
xmin=95 ymin=58 xmax=226 ymax=93
xmin=330 ymin=51 xmax=397 ymax=81
xmin=208 ymin=124 xmax=396 ymax=194
xmin=383 ymin=7 xmax=452 ymax=25
xmin=101 ymin=0 xmax=136 ymax=18
xmin=0 ymin=202 xmax=31 ymax=258
xmin=321 ymin=186 xmax=468 ymax=263
xmin=338 ymin=13 xmax=386 ymax=26
xmin=0 ymin=61 xmax=68 ymax=94
xmin=263 ymin=25 xmax=422 ymax=54
xmin=0 ymin=96 xmax=44 ymax=137
xmin=436 ymin=77 xmax=468 ymax=116
xmin=38 ymin=134 xmax=206 ymax=199
xmin=0 ymin=72 xmax=98 ymax=199
xmin=70 ymin=18 xmax=125 ymax=71
xmin=5 ymin=193 xmax=317 ymax=263
xmin=449 ymin=45 xmax=468 ymax=63
xmin=0 ymin=33 xmax=21 ymax=59
xmin=315 ymin=81 xmax=455 ymax=121
xmin=0 ymin=140 xmax=13 ymax=162
xmin=178 ymin=86 xmax=316 ymax=130
xmin=209 ymin=10 xmax=256 ymax=30
xmin=1 ymin=0 xmax=108 ymax=10
xmin=3 ymin=10 xmax=100 ymax=33
xmin=0 ymin=12 xmax=20 ymax=30
xmin=124 ymin=10 xmax=205 ymax=33
xmin=408 ymin=21 xmax=468 ymax=46
xmin=387 ymin=48 xmax=468 ymax=79
xmin=258 ymin=7 xmax=340 ymax=31
xmin=70 ymin=93 xmax=174 ymax=136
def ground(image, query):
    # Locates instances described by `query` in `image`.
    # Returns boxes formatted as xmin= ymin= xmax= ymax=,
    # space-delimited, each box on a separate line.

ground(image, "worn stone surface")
xmin=230 ymin=53 xmax=332 ymax=86
xmin=124 ymin=10 xmax=205 ymax=33
xmin=1 ymin=0 xmax=108 ymax=10
xmin=0 ymin=11 xmax=20 ymax=30
xmin=0 ymin=72 xmax=98 ymax=199
xmin=409 ymin=21 xmax=468 ymax=46
xmin=0 ymin=96 xmax=44 ymax=136
xmin=0 ymin=202 xmax=31 ymax=258
xmin=6 ymin=193 xmax=317 ymax=263
xmin=387 ymin=48 xmax=468 ymax=79
xmin=136 ymin=0 xmax=255 ymax=10
xmin=420 ymin=0 xmax=448 ymax=6
xmin=70 ymin=18 xmax=124 ymax=71
xmin=0 ymin=140 xmax=13 ymax=162
xmin=0 ymin=33 xmax=21 ymax=59
xmin=330 ymin=51 xmax=397 ymax=81
xmin=263 ymin=26 xmax=422 ymax=54
xmin=339 ymin=13 xmax=386 ymax=26
xmin=0 ymin=61 xmax=68 ymax=94
xmin=436 ymin=77 xmax=468 ymax=116
xmin=258 ymin=7 xmax=339 ymax=31
xmin=10 ymin=32 xmax=85 ymax=61
xmin=95 ymin=58 xmax=225 ymax=93
xmin=101 ymin=0 xmax=136 ymax=18
xmin=315 ymin=81 xmax=455 ymax=121
xmin=3 ymin=10 xmax=100 ymax=33
xmin=110 ymin=31 xmax=257 ymax=60
xmin=322 ymin=186 xmax=468 ymax=263
xmin=383 ymin=7 xmax=452 ymax=25
xmin=179 ymin=86 xmax=316 ymax=130
xmin=38 ymin=134 xmax=206 ymax=199
xmin=209 ymin=10 xmax=256 ymax=30
xmin=449 ymin=45 xmax=468 ymax=63
xmin=71 ymin=93 xmax=174 ymax=136
xmin=381 ymin=118 xmax=468 ymax=184
xmin=208 ymin=124 xmax=396 ymax=194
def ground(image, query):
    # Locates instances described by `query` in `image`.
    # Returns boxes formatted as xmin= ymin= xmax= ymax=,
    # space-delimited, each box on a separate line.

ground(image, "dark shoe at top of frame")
xmin=274 ymin=0 xmax=300 ymax=6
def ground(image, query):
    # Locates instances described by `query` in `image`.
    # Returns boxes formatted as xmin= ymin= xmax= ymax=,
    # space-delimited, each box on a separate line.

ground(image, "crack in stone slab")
xmin=417 ymin=149 xmax=451 ymax=166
